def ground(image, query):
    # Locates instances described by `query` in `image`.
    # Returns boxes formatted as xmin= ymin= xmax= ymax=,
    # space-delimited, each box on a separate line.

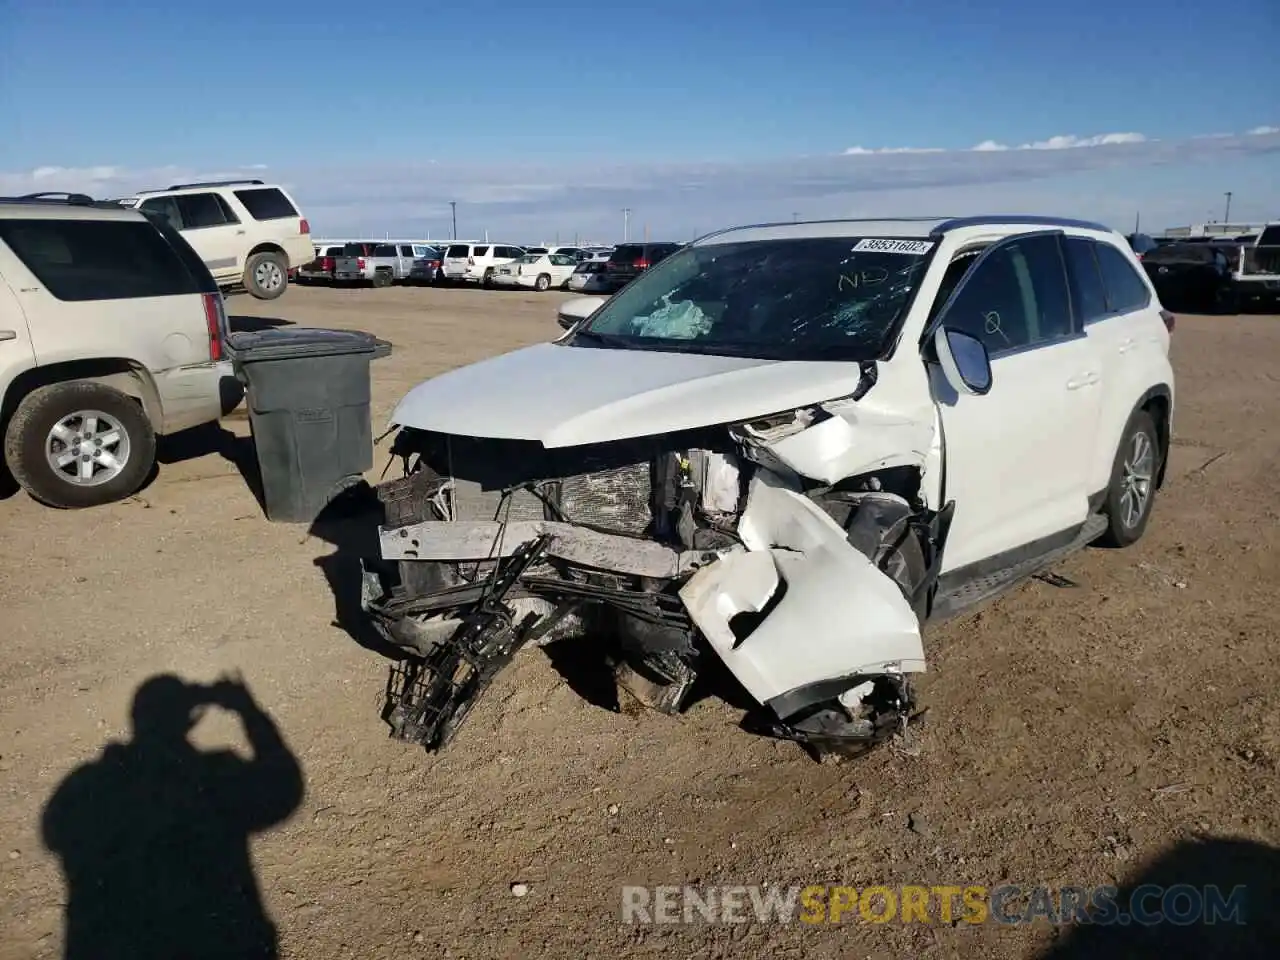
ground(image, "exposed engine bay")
xmin=360 ymin=375 xmax=954 ymax=758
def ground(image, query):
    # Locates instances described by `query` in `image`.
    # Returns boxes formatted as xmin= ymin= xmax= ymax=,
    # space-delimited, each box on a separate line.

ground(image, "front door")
xmin=929 ymin=232 xmax=1104 ymax=573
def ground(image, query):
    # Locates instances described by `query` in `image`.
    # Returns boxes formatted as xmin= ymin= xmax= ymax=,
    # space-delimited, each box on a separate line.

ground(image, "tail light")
xmin=320 ymin=256 xmax=334 ymax=271
xmin=357 ymin=257 xmax=366 ymax=269
xmin=1160 ymin=309 xmax=1176 ymax=332
xmin=202 ymin=293 xmax=226 ymax=361
xmin=299 ymin=218 xmax=310 ymax=234
xmin=467 ymin=256 xmax=475 ymax=265
xmin=634 ymin=259 xmax=650 ymax=270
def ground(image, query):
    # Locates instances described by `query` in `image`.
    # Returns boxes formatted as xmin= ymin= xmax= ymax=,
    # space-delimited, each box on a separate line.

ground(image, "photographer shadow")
xmin=41 ymin=673 xmax=305 ymax=960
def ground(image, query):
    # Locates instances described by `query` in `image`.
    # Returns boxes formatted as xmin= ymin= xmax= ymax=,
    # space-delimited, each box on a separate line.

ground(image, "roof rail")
xmin=17 ymin=191 xmax=96 ymax=204
xmin=164 ymin=179 xmax=266 ymax=190
xmin=934 ymin=215 xmax=1115 ymax=234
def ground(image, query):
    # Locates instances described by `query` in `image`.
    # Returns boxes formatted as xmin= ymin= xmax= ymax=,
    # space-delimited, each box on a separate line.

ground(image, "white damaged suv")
xmin=361 ymin=216 xmax=1175 ymax=755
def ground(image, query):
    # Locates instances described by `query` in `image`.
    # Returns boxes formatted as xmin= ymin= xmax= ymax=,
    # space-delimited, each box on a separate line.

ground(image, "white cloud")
xmin=3 ymin=126 xmax=1276 ymax=240
xmin=843 ymin=145 xmax=945 ymax=155
xmin=1247 ymin=124 xmax=1279 ymax=136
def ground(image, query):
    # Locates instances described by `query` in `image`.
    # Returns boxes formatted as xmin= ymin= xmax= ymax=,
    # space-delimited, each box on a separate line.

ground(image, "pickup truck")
xmin=331 ymin=242 xmax=382 ymax=285
xmin=334 ymin=242 xmax=436 ymax=287
xmin=1225 ymin=223 xmax=1280 ymax=308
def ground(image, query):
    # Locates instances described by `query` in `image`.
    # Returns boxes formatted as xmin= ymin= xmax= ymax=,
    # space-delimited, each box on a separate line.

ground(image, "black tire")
xmin=1096 ymin=409 xmax=1160 ymax=548
xmin=3 ymin=382 xmax=156 ymax=509
xmin=243 ymin=250 xmax=289 ymax=300
xmin=372 ymin=269 xmax=393 ymax=288
xmin=534 ymin=273 xmax=551 ymax=292
xmin=482 ymin=268 xmax=495 ymax=288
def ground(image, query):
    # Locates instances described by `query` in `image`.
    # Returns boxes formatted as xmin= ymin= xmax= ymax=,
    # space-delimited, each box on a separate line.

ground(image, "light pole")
xmin=450 ymin=201 xmax=457 ymax=241
xmin=622 ymin=207 xmax=631 ymax=243
xmin=1223 ymin=191 xmax=1232 ymax=223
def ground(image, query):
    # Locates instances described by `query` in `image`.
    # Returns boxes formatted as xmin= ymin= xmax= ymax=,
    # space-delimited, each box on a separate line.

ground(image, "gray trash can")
xmin=227 ymin=327 xmax=393 ymax=523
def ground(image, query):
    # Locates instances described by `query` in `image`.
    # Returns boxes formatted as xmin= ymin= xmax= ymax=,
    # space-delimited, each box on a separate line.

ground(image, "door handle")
xmin=0 ymin=330 xmax=17 ymax=342
xmin=1066 ymin=372 xmax=1099 ymax=390
xmin=236 ymin=229 xmax=246 ymax=235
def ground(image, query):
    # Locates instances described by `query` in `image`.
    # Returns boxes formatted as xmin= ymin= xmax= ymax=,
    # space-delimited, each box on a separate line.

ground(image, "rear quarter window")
xmin=1094 ymin=242 xmax=1152 ymax=313
xmin=473 ymin=246 xmax=490 ymax=256
xmin=232 ymin=187 xmax=299 ymax=221
xmin=0 ymin=218 xmax=207 ymax=302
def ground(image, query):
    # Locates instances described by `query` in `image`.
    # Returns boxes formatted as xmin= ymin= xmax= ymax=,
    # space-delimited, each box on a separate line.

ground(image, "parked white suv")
xmin=360 ymin=216 xmax=1176 ymax=754
xmin=440 ymin=243 xmax=526 ymax=286
xmin=116 ymin=179 xmax=312 ymax=301
xmin=1 ymin=195 xmax=233 ymax=508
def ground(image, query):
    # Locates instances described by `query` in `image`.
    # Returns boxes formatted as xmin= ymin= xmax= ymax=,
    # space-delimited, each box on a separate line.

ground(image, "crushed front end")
xmin=361 ymin=389 xmax=952 ymax=757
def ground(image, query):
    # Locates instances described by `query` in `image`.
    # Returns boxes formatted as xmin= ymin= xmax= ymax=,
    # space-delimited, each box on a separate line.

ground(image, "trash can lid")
xmin=226 ymin=327 xmax=390 ymax=362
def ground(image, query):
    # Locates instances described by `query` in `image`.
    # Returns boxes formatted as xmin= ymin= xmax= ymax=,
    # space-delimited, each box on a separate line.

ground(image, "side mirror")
xmin=934 ymin=326 xmax=992 ymax=396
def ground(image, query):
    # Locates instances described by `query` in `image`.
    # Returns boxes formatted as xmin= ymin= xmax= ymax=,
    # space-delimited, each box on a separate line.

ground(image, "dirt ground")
xmin=2 ymin=284 xmax=1278 ymax=960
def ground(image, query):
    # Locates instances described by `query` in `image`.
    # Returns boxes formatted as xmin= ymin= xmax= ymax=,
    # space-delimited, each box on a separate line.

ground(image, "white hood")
xmin=390 ymin=341 xmax=870 ymax=447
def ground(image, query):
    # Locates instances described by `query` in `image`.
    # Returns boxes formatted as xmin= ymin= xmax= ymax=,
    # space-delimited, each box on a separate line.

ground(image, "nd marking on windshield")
xmin=852 ymin=239 xmax=935 ymax=255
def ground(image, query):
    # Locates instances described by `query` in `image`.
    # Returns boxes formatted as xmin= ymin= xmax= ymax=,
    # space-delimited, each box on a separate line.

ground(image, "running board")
xmin=929 ymin=514 xmax=1109 ymax=622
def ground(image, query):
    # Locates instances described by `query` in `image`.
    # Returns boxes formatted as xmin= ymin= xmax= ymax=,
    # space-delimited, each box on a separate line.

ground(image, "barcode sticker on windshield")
xmin=852 ymin=239 xmax=935 ymax=255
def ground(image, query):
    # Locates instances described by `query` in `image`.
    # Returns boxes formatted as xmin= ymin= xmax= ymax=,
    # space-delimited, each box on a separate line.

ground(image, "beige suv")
xmin=116 ymin=179 xmax=313 ymax=300
xmin=0 ymin=194 xmax=234 ymax=508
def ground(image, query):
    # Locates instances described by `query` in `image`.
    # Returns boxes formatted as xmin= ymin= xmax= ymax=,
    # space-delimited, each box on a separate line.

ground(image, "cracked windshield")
xmin=572 ymin=237 xmax=933 ymax=360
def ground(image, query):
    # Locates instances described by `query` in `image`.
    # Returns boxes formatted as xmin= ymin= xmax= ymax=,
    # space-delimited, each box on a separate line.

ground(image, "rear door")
xmin=140 ymin=192 xmax=243 ymax=281
xmin=930 ymin=231 xmax=1103 ymax=572
xmin=1079 ymin=238 xmax=1172 ymax=496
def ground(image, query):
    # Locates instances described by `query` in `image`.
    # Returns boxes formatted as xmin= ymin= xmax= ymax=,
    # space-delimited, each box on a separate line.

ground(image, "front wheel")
xmin=534 ymin=273 xmax=551 ymax=292
xmin=1097 ymin=409 xmax=1160 ymax=547
xmin=3 ymin=382 xmax=156 ymax=509
xmin=244 ymin=251 xmax=288 ymax=300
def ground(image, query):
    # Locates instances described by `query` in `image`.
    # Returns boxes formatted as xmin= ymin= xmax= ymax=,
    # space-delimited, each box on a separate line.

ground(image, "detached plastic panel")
xmin=228 ymin=327 xmax=392 ymax=523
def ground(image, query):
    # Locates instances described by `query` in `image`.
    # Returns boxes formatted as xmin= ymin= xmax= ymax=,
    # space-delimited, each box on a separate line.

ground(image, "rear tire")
xmin=372 ymin=269 xmax=393 ymax=288
xmin=482 ymin=268 xmax=495 ymax=288
xmin=3 ymin=382 xmax=156 ymax=509
xmin=244 ymin=251 xmax=288 ymax=300
xmin=534 ymin=273 xmax=551 ymax=292
xmin=1097 ymin=409 xmax=1160 ymax=548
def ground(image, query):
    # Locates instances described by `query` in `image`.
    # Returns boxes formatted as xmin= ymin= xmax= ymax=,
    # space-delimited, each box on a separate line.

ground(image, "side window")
xmin=1094 ymin=242 xmax=1151 ymax=314
xmin=174 ymin=193 xmax=231 ymax=230
xmin=0 ymin=219 xmax=203 ymax=301
xmin=473 ymin=245 xmax=490 ymax=257
xmin=139 ymin=197 xmax=183 ymax=232
xmin=936 ymin=234 xmax=1073 ymax=356
xmin=215 ymin=195 xmax=241 ymax=224
xmin=1063 ymin=238 xmax=1109 ymax=324
xmin=232 ymin=187 xmax=299 ymax=221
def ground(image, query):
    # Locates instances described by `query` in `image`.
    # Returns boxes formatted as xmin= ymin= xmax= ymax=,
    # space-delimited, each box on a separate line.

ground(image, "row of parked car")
xmin=1125 ymin=228 xmax=1280 ymax=312
xmin=296 ymin=240 xmax=685 ymax=294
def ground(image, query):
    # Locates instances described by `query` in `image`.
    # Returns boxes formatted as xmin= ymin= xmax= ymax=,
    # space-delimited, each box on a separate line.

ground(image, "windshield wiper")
xmin=568 ymin=328 xmax=633 ymax=349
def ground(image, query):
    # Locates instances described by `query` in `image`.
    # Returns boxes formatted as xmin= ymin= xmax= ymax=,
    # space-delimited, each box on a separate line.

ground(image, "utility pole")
xmin=1224 ymin=191 xmax=1233 ymax=223
xmin=450 ymin=201 xmax=457 ymax=241
xmin=792 ymin=211 xmax=799 ymax=222
xmin=622 ymin=207 xmax=631 ymax=243
xmin=1134 ymin=211 xmax=1140 ymax=234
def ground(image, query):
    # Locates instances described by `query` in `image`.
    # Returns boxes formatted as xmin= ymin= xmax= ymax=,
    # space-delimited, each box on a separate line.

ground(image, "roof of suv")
xmin=0 ymin=197 xmax=148 ymax=223
xmin=127 ymin=178 xmax=278 ymax=197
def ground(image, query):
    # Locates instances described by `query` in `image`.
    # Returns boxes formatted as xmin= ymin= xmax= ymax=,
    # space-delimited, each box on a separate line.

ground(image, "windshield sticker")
xmin=852 ymin=238 xmax=935 ymax=255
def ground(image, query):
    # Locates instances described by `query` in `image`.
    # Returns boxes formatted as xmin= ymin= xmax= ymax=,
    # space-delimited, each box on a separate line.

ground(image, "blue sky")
xmin=2 ymin=0 xmax=1277 ymax=239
